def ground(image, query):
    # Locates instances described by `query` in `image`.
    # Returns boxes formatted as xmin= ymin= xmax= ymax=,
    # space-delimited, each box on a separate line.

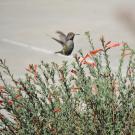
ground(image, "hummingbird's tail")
xmin=55 ymin=50 xmax=63 ymax=54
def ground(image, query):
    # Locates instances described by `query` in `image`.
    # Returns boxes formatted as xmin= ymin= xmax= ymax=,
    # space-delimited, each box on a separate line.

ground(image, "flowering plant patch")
xmin=0 ymin=32 xmax=135 ymax=135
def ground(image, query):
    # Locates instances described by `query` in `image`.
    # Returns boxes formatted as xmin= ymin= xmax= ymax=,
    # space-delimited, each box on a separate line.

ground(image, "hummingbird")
xmin=52 ymin=31 xmax=79 ymax=56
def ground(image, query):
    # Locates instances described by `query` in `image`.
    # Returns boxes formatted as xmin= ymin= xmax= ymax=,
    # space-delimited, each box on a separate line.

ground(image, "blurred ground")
xmin=0 ymin=0 xmax=135 ymax=78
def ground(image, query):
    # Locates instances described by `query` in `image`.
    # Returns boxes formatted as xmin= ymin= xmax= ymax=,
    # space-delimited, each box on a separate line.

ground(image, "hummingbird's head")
xmin=66 ymin=32 xmax=80 ymax=40
xmin=66 ymin=32 xmax=75 ymax=40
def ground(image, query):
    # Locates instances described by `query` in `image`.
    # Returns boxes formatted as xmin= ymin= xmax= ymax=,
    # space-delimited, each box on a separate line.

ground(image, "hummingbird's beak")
xmin=75 ymin=33 xmax=80 ymax=35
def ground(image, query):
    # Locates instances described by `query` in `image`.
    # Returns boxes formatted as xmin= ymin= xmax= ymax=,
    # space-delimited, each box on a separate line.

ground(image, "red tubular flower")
xmin=8 ymin=100 xmax=13 ymax=105
xmin=79 ymin=48 xmax=102 ymax=66
xmin=79 ymin=54 xmax=89 ymax=63
xmin=83 ymin=61 xmax=96 ymax=67
xmin=105 ymin=42 xmax=125 ymax=49
xmin=53 ymin=108 xmax=61 ymax=113
xmin=89 ymin=48 xmax=103 ymax=55
xmin=80 ymin=57 xmax=96 ymax=67
xmin=0 ymin=99 xmax=3 ymax=105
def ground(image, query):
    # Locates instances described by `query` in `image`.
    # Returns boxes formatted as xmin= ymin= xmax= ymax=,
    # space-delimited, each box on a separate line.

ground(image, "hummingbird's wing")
xmin=55 ymin=50 xmax=64 ymax=54
xmin=52 ymin=37 xmax=64 ymax=46
xmin=52 ymin=31 xmax=66 ymax=47
xmin=56 ymin=31 xmax=66 ymax=43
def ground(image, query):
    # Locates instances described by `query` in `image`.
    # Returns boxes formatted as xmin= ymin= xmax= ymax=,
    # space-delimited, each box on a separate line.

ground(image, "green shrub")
xmin=0 ymin=32 xmax=135 ymax=135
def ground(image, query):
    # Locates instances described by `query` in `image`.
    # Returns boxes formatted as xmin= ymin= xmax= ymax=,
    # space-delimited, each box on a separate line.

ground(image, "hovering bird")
xmin=52 ymin=31 xmax=79 ymax=56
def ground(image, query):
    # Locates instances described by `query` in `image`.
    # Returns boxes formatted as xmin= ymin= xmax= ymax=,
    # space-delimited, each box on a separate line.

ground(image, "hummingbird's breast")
xmin=66 ymin=40 xmax=74 ymax=49
xmin=64 ymin=40 xmax=74 ymax=55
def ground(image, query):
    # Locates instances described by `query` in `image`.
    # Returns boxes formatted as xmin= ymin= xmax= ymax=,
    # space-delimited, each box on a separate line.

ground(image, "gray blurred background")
xmin=0 ymin=0 xmax=135 ymax=78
